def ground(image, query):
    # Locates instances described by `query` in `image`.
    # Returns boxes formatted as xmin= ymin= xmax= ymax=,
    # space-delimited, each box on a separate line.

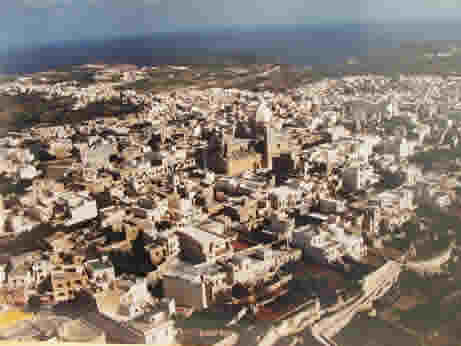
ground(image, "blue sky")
xmin=3 ymin=0 xmax=461 ymax=51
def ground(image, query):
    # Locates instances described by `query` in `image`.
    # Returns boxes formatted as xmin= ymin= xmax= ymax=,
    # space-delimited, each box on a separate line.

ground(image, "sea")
xmin=2 ymin=20 xmax=461 ymax=75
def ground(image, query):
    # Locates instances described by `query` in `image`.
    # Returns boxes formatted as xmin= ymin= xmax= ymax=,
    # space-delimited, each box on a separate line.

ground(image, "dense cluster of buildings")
xmin=0 ymin=66 xmax=461 ymax=343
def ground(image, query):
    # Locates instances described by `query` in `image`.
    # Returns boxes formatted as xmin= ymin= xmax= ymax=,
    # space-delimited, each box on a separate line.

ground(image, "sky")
xmin=3 ymin=0 xmax=461 ymax=51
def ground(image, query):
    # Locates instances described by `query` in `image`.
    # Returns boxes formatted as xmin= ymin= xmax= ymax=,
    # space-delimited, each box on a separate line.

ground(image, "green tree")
xmin=111 ymin=74 xmax=121 ymax=83
xmin=27 ymin=295 xmax=42 ymax=313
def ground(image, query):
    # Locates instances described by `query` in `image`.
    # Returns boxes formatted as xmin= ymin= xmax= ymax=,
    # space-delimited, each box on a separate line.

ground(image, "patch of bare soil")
xmin=393 ymin=294 xmax=428 ymax=311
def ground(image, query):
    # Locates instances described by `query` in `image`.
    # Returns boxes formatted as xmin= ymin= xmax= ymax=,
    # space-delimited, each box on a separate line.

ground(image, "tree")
xmin=132 ymin=231 xmax=155 ymax=274
xmin=27 ymin=295 xmax=41 ymax=313
xmin=37 ymin=276 xmax=52 ymax=294
xmin=111 ymin=74 xmax=121 ymax=83
xmin=14 ymin=112 xmax=36 ymax=127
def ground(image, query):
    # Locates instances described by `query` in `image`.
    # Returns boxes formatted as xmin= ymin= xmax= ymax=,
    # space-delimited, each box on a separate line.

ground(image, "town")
xmin=0 ymin=63 xmax=460 ymax=346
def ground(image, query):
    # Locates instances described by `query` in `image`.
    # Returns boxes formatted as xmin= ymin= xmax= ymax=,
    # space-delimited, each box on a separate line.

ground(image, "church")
xmin=206 ymin=101 xmax=297 ymax=177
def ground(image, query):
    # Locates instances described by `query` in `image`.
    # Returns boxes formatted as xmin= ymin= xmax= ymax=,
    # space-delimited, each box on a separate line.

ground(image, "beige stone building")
xmin=163 ymin=261 xmax=229 ymax=310
xmin=163 ymin=247 xmax=301 ymax=310
xmin=176 ymin=224 xmax=234 ymax=263
xmin=207 ymin=132 xmax=263 ymax=176
xmin=51 ymin=264 xmax=89 ymax=303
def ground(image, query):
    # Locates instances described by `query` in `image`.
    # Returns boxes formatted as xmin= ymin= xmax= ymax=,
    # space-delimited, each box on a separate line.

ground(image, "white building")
xmin=18 ymin=165 xmax=40 ymax=180
xmin=328 ymin=224 xmax=367 ymax=261
xmin=399 ymin=138 xmax=416 ymax=159
xmin=292 ymin=222 xmax=367 ymax=264
xmin=397 ymin=188 xmax=415 ymax=210
xmin=0 ymin=263 xmax=7 ymax=286
xmin=269 ymin=185 xmax=301 ymax=210
xmin=405 ymin=164 xmax=422 ymax=186
xmin=56 ymin=192 xmax=98 ymax=226
xmin=434 ymin=192 xmax=452 ymax=209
